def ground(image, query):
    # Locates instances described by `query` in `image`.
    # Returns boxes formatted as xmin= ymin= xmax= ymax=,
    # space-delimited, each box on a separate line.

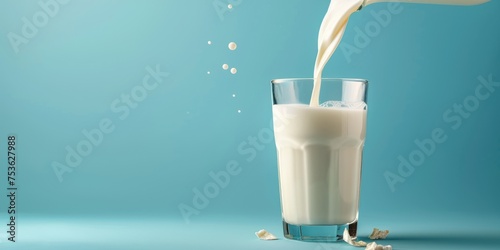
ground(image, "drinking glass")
xmin=271 ymin=78 xmax=368 ymax=242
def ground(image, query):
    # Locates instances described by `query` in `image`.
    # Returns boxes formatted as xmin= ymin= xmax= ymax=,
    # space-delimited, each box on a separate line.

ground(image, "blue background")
xmin=1 ymin=0 xmax=499 ymax=249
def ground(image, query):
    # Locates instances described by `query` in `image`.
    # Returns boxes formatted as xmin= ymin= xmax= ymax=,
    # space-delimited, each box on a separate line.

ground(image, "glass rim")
xmin=271 ymin=78 xmax=368 ymax=84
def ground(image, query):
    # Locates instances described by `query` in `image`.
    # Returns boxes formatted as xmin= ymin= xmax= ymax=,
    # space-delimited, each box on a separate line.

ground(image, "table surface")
xmin=2 ymin=214 xmax=499 ymax=250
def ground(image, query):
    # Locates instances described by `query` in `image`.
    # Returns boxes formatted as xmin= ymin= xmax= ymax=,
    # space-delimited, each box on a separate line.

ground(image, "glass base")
xmin=283 ymin=220 xmax=357 ymax=242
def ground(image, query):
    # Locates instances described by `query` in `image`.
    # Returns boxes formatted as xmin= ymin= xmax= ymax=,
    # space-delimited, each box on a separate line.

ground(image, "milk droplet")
xmin=228 ymin=42 xmax=237 ymax=50
xmin=207 ymin=71 xmax=211 ymax=74
xmin=230 ymin=68 xmax=237 ymax=74
xmin=237 ymin=109 xmax=241 ymax=113
xmin=222 ymin=64 xmax=229 ymax=70
xmin=232 ymin=94 xmax=236 ymax=97
xmin=228 ymin=4 xmax=233 ymax=9
xmin=207 ymin=41 xmax=212 ymax=45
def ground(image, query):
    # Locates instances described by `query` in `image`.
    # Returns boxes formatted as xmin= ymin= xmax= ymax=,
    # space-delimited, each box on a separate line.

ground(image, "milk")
xmin=273 ymin=104 xmax=367 ymax=225
xmin=310 ymin=0 xmax=490 ymax=106
xmin=311 ymin=0 xmax=364 ymax=107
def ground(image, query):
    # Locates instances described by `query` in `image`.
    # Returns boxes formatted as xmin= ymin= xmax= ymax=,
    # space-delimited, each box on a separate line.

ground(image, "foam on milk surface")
xmin=273 ymin=104 xmax=366 ymax=225
xmin=321 ymin=100 xmax=367 ymax=109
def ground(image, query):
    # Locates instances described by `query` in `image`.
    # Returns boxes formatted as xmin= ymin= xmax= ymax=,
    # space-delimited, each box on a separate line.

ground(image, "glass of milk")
xmin=271 ymin=78 xmax=368 ymax=242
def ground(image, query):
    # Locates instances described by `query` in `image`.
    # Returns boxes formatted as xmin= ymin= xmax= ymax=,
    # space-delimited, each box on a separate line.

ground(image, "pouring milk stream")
xmin=310 ymin=0 xmax=490 ymax=106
